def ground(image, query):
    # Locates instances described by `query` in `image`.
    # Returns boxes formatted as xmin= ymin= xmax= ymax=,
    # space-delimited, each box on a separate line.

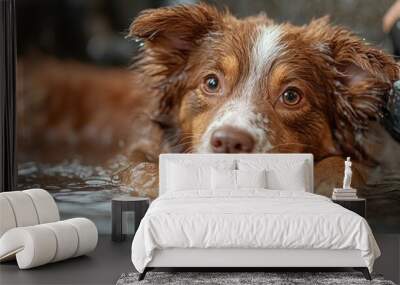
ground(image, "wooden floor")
xmin=0 ymin=235 xmax=133 ymax=285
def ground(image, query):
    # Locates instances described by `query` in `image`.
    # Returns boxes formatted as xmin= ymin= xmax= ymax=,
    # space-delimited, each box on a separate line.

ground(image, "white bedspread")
xmin=131 ymin=190 xmax=380 ymax=273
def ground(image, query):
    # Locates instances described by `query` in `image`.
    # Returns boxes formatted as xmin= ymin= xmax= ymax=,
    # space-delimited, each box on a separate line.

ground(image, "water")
xmin=17 ymin=154 xmax=133 ymax=192
xmin=17 ymin=154 xmax=135 ymax=234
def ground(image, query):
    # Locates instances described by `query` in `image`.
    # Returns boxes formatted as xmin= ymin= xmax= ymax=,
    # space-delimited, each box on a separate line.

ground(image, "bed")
xmin=131 ymin=154 xmax=380 ymax=280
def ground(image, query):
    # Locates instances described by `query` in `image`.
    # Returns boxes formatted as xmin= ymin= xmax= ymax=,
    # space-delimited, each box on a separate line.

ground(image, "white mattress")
xmin=131 ymin=190 xmax=380 ymax=273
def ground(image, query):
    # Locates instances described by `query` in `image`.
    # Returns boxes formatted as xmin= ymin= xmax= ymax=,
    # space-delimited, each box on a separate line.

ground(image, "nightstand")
xmin=332 ymin=198 xmax=366 ymax=218
xmin=112 ymin=196 xmax=150 ymax=242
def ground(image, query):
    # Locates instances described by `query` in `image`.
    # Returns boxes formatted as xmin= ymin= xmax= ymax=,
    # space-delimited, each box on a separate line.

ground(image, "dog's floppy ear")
xmin=307 ymin=17 xmax=400 ymax=159
xmin=129 ymin=3 xmax=222 ymax=49
xmin=128 ymin=4 xmax=223 ymax=116
xmin=129 ymin=4 xmax=222 ymax=73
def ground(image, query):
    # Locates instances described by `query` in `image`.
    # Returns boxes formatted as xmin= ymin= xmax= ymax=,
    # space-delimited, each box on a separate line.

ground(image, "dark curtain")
xmin=0 ymin=0 xmax=16 ymax=192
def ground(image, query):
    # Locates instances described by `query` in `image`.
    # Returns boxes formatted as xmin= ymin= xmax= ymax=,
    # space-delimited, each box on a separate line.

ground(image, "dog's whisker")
xmin=183 ymin=146 xmax=196 ymax=153
xmin=173 ymin=142 xmax=193 ymax=149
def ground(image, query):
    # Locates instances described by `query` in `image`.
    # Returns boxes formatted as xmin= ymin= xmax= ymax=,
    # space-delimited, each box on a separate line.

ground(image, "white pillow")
xmin=211 ymin=168 xmax=236 ymax=190
xmin=238 ymin=159 xmax=308 ymax=191
xmin=266 ymin=162 xmax=307 ymax=191
xmin=167 ymin=163 xmax=211 ymax=191
xmin=236 ymin=169 xmax=267 ymax=189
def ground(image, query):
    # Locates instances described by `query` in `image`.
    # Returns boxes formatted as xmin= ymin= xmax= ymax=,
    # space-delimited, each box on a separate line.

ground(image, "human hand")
xmin=383 ymin=0 xmax=400 ymax=33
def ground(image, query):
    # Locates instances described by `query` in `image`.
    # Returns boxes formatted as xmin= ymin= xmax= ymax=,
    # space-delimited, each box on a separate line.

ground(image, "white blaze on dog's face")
xmin=130 ymin=4 xmax=399 ymax=159
xmin=197 ymin=25 xmax=284 ymax=153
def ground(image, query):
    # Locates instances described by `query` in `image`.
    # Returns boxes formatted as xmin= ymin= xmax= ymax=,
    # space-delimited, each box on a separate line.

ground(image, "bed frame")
xmin=140 ymin=248 xmax=370 ymax=280
xmin=139 ymin=154 xmax=371 ymax=281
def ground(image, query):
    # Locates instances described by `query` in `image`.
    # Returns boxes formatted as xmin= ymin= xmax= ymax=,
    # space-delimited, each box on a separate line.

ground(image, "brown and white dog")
xmin=19 ymin=4 xmax=399 ymax=198
xmin=125 ymin=4 xmax=399 ymax=197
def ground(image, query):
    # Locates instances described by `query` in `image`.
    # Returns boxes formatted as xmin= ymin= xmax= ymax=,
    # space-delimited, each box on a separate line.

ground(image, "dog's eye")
xmin=202 ymin=74 xmax=221 ymax=95
xmin=280 ymin=89 xmax=302 ymax=106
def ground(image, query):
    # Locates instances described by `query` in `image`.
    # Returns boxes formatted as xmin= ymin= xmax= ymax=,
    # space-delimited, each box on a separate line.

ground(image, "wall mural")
xmin=16 ymin=0 xmax=400 ymax=233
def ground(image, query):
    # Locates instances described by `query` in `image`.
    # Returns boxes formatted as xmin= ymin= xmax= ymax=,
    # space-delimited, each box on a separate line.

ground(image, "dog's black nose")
xmin=210 ymin=126 xmax=255 ymax=153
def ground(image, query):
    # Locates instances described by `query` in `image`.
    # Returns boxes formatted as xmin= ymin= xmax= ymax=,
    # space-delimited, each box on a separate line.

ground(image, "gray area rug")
xmin=116 ymin=272 xmax=395 ymax=285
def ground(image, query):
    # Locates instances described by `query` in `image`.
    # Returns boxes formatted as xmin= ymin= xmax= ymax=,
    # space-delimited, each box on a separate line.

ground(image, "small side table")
xmin=112 ymin=196 xmax=150 ymax=242
xmin=332 ymin=198 xmax=366 ymax=218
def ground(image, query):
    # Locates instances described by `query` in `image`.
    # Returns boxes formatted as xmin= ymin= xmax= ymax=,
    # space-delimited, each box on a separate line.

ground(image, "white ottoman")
xmin=0 ymin=189 xmax=98 ymax=269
